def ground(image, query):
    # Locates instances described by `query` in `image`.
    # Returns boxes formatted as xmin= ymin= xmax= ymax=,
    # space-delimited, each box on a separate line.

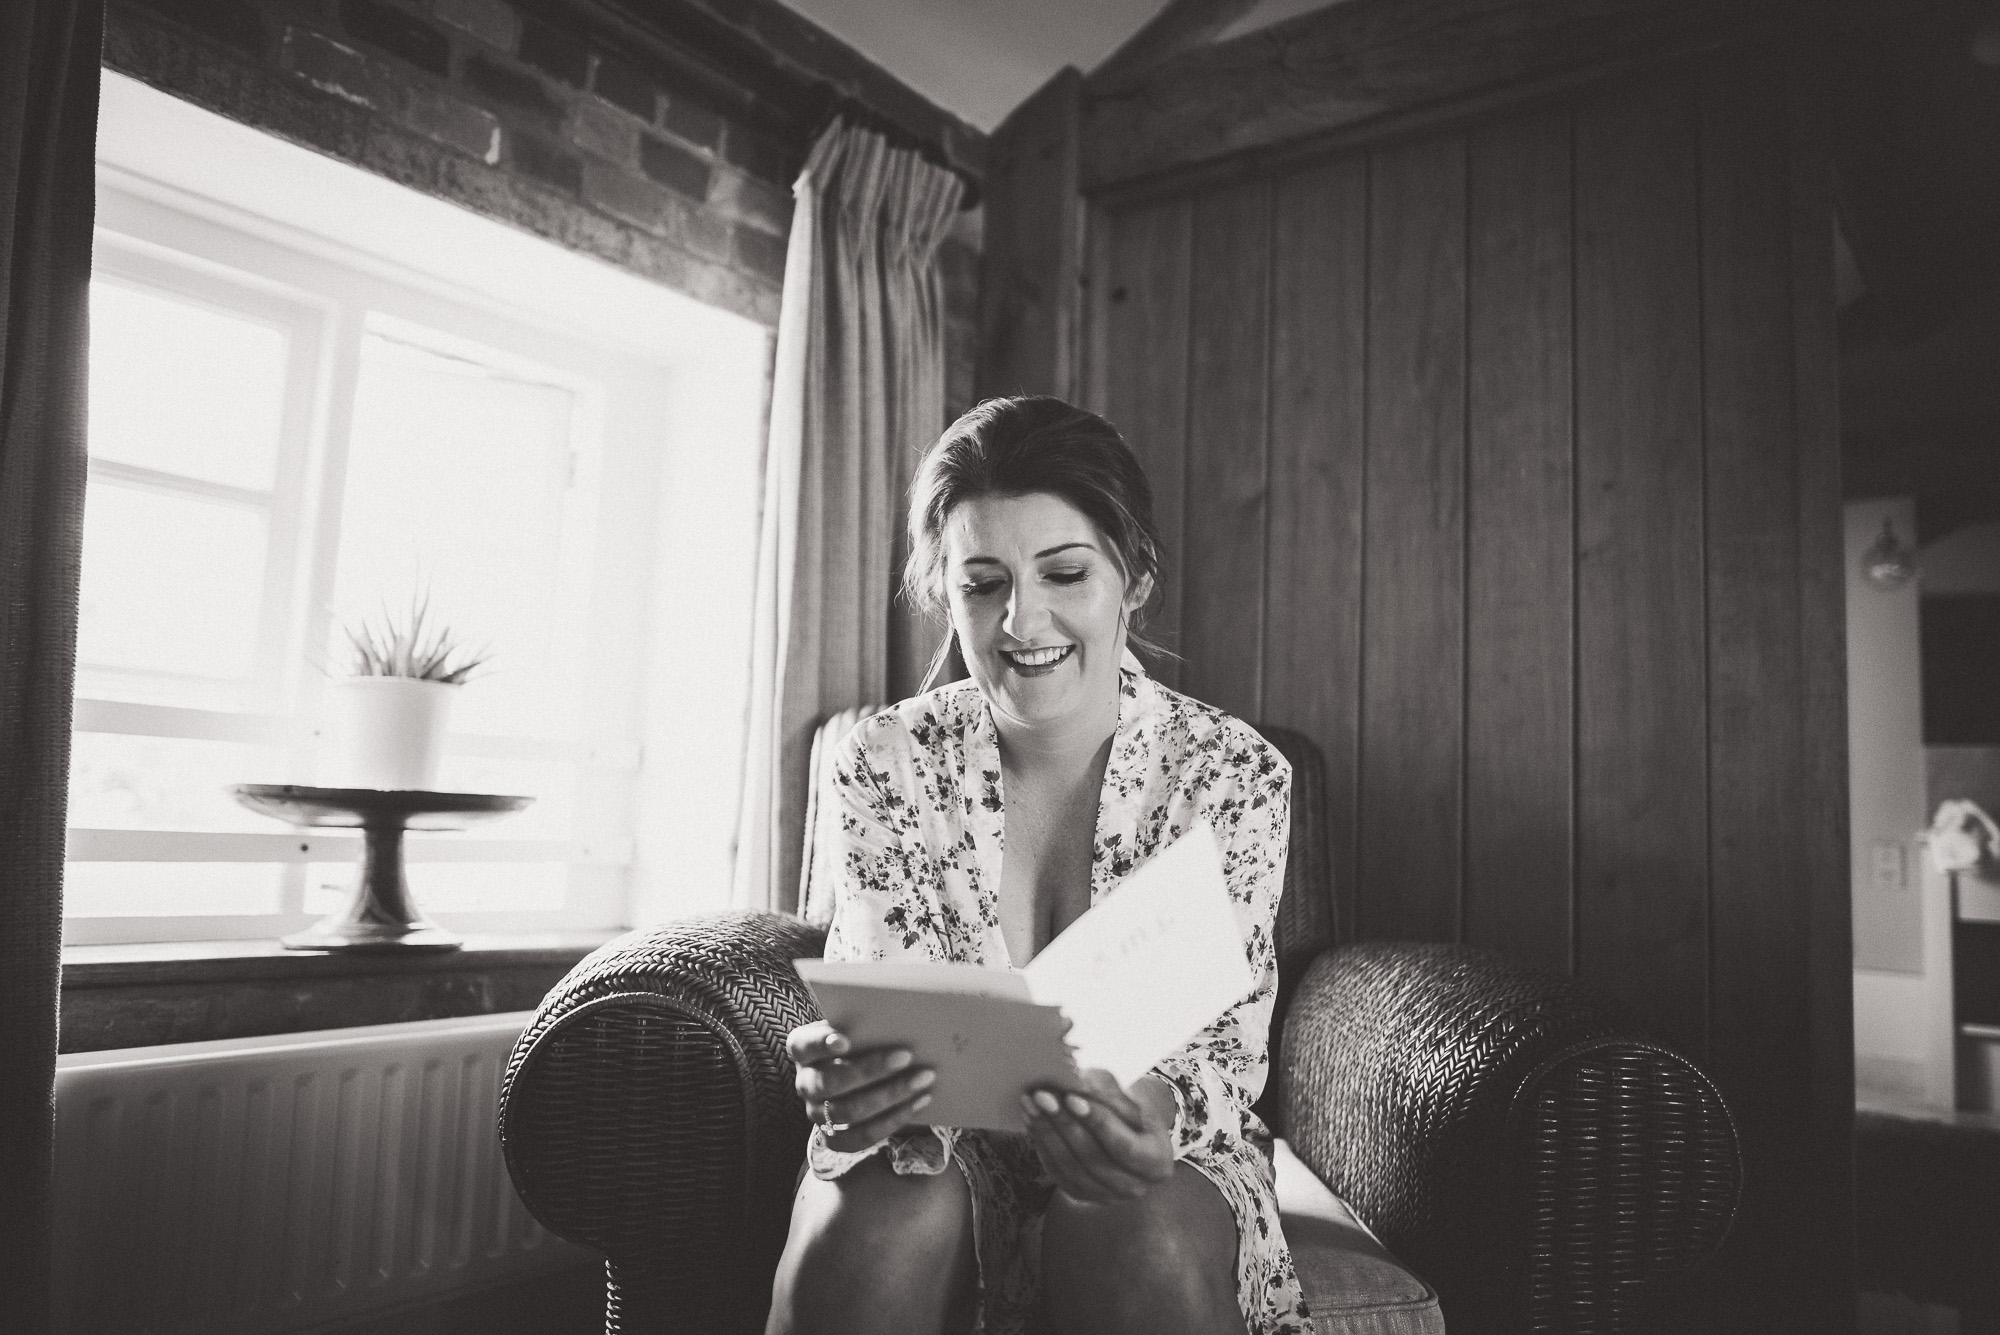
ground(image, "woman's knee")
xmin=767 ymin=1157 xmax=974 ymax=1335
xmin=1041 ymin=1163 xmax=1241 ymax=1334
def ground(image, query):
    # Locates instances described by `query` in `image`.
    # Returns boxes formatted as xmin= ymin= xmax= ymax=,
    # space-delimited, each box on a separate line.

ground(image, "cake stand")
xmin=233 ymin=784 xmax=533 ymax=952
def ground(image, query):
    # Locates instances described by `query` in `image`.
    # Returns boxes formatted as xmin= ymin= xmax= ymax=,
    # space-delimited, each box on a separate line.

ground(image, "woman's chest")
xmin=994 ymin=781 xmax=1098 ymax=966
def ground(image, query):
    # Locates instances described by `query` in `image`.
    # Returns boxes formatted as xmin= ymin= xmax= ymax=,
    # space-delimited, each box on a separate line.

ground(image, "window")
xmin=68 ymin=73 xmax=770 ymax=945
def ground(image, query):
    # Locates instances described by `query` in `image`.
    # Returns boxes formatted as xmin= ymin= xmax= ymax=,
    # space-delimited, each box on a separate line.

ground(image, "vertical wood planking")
xmin=1788 ymin=50 xmax=1858 ymax=1330
xmin=1463 ymin=106 xmax=1575 ymax=973
xmin=1182 ymin=181 xmax=1272 ymax=720
xmin=1266 ymin=157 xmax=1368 ymax=943
xmin=1573 ymin=76 xmax=1710 ymax=1058
xmin=1358 ymin=133 xmax=1467 ymax=943
xmin=1697 ymin=56 xmax=1810 ymax=1328
xmin=1101 ymin=200 xmax=1193 ymax=689
xmin=975 ymin=68 xmax=1081 ymax=401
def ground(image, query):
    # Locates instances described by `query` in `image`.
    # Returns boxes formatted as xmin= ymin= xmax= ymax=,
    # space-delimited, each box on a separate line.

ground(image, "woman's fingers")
xmin=820 ymin=1067 xmax=936 ymax=1129
xmin=792 ymin=1044 xmax=917 ymax=1103
xmin=1061 ymin=1089 xmax=1174 ymax=1183
xmin=1074 ymin=1068 xmax=1148 ymax=1131
xmin=824 ymin=1084 xmax=935 ymax=1153
xmin=1021 ymin=1091 xmax=1151 ymax=1201
xmin=784 ymin=1021 xmax=848 ymax=1066
xmin=1020 ymin=1095 xmax=1113 ymax=1200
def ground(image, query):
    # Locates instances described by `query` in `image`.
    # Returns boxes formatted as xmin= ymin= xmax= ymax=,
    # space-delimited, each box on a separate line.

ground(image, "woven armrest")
xmin=1279 ymin=941 xmax=1740 ymax=1334
xmin=500 ymin=911 xmax=826 ymax=1335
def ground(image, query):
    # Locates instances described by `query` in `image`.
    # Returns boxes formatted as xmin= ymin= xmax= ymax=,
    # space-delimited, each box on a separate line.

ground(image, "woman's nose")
xmin=1002 ymin=584 xmax=1050 ymax=640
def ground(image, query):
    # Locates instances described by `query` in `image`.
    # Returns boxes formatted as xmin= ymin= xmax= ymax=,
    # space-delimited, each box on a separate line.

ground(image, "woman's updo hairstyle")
xmin=905 ymin=396 xmax=1166 ymax=684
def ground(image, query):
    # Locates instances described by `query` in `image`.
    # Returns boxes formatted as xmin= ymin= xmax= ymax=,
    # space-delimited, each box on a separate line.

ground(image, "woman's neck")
xmin=992 ymin=687 xmax=1120 ymax=777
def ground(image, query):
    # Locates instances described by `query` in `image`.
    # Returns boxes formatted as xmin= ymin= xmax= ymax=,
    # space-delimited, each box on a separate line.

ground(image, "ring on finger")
xmin=818 ymin=1098 xmax=840 ymax=1129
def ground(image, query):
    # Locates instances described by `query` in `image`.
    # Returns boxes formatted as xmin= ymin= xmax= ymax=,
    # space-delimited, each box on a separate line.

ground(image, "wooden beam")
xmin=1080 ymin=0 xmax=1760 ymax=192
xmin=976 ymin=68 xmax=1083 ymax=399
xmin=1088 ymin=0 xmax=1265 ymax=89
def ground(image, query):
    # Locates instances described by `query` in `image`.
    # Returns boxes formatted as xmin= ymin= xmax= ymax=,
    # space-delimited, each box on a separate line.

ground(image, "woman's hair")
xmin=904 ymin=396 xmax=1167 ymax=684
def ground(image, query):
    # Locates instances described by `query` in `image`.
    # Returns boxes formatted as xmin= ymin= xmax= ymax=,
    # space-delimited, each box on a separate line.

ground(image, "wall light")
xmin=1863 ymin=516 xmax=1919 ymax=587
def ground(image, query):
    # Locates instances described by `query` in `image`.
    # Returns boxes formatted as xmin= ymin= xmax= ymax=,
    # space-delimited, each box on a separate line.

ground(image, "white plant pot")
xmin=324 ymin=676 xmax=458 ymax=791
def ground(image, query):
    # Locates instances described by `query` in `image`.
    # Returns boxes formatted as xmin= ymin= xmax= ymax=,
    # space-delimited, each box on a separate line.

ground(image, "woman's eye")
xmin=960 ymin=580 xmax=1004 ymax=597
xmin=1045 ymin=569 xmax=1089 ymax=586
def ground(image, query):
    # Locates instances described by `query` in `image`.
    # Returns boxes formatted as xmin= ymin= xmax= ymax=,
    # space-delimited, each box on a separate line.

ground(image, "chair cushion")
xmin=1275 ymin=1139 xmax=1445 ymax=1335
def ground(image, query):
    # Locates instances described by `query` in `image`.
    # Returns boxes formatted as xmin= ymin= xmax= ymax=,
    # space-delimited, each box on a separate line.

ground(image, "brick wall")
xmin=102 ymin=0 xmax=982 ymax=411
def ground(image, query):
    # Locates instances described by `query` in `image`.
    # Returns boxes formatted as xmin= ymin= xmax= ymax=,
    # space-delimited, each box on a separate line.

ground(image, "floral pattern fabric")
xmin=804 ymin=659 xmax=1311 ymax=1335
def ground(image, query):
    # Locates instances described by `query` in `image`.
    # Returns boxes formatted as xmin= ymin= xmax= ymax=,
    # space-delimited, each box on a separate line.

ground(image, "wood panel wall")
xmin=1075 ymin=49 xmax=1851 ymax=1332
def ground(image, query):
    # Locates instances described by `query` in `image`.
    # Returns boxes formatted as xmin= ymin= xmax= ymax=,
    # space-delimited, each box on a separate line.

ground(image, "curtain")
xmin=0 ymin=0 xmax=100 ymax=1330
xmin=733 ymin=120 xmax=964 ymax=914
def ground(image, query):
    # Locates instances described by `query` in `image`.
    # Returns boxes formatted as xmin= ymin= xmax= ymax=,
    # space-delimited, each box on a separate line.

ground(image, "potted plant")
xmin=323 ymin=593 xmax=488 ymax=791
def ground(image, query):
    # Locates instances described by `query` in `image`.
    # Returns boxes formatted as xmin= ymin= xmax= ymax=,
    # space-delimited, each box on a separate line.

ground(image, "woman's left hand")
xmin=1020 ymin=1069 xmax=1176 ymax=1203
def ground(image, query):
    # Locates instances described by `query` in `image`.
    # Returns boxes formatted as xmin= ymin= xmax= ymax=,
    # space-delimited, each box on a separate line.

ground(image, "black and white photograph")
xmin=4 ymin=0 xmax=1997 ymax=1331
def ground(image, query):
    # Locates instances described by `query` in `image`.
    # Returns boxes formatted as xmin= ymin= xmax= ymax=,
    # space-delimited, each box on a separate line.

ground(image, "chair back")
xmin=797 ymin=703 xmax=883 ymax=928
xmin=1250 ymin=723 xmax=1335 ymax=1135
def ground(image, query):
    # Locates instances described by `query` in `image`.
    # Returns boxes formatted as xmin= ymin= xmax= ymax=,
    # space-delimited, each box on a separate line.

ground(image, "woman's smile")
xmin=1002 ymin=644 xmax=1074 ymax=674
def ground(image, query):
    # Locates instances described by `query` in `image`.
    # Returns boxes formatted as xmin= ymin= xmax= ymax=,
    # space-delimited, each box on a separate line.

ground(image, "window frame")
xmin=68 ymin=177 xmax=649 ymax=946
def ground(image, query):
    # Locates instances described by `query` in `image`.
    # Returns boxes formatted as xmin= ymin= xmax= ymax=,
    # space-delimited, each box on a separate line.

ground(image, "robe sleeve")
xmin=1147 ymin=727 xmax=1291 ymax=1159
xmin=806 ymin=718 xmax=958 ymax=1176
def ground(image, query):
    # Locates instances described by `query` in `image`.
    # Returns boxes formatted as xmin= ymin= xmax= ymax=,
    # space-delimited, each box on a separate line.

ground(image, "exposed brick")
xmin=517 ymin=15 xmax=588 ymax=86
xmin=429 ymin=0 xmax=515 ymax=52
xmin=282 ymin=27 xmax=394 ymax=109
xmin=461 ymin=51 xmax=558 ymax=124
xmin=659 ymin=95 xmax=723 ymax=152
xmin=399 ymin=83 xmax=500 ymax=162
xmin=568 ymin=98 xmax=637 ymax=165
xmin=590 ymin=54 xmax=656 ymax=122
xmin=731 ymin=222 xmax=788 ymax=285
xmin=338 ymin=0 xmax=448 ymax=76
xmin=581 ymin=159 xmax=670 ymax=232
xmin=638 ymin=133 xmax=711 ymax=201
xmin=107 ymin=10 xmax=371 ymax=161
xmin=661 ymin=191 xmax=731 ymax=262
xmin=708 ymin=167 xmax=790 ymax=235
xmin=720 ymin=123 xmax=794 ymax=185
xmin=140 ymin=0 xmax=266 ymax=56
xmin=509 ymin=130 xmax=581 ymax=194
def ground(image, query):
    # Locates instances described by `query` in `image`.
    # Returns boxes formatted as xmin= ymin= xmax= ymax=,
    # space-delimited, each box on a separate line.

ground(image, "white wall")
xmin=1847 ymin=498 xmax=1955 ymax=1109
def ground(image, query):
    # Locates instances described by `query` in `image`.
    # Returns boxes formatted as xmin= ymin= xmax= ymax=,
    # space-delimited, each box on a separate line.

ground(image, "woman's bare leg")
xmin=765 ymin=1156 xmax=977 ymax=1335
xmin=1039 ymin=1161 xmax=1245 ymax=1335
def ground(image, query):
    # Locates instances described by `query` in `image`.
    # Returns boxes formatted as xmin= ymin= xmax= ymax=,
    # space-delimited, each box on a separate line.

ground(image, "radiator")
xmin=54 ymin=1012 xmax=589 ymax=1335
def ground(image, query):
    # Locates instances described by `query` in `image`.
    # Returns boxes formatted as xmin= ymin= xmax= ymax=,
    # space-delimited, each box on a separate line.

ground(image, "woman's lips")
xmin=1001 ymin=645 xmax=1074 ymax=676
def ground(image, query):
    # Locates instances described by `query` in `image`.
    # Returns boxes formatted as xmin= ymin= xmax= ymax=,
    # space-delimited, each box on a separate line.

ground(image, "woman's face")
xmin=942 ymin=491 xmax=1148 ymax=731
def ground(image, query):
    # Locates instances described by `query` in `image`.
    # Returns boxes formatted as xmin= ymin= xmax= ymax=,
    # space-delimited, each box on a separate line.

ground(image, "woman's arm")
xmin=796 ymin=719 xmax=955 ymax=1169
xmin=1147 ymin=730 xmax=1292 ymax=1157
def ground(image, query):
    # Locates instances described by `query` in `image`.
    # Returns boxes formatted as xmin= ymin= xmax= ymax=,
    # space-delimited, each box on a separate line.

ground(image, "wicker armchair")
xmin=499 ymin=727 xmax=1742 ymax=1334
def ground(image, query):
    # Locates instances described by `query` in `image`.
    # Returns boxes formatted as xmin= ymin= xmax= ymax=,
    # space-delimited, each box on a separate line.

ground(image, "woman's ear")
xmin=1124 ymin=571 xmax=1154 ymax=616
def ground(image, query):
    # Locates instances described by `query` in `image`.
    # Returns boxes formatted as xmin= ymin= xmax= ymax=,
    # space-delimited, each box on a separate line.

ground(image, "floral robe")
xmin=804 ymin=657 xmax=1311 ymax=1335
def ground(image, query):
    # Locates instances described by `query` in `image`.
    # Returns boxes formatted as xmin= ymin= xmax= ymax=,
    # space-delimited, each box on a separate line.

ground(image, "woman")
xmin=767 ymin=397 xmax=1308 ymax=1335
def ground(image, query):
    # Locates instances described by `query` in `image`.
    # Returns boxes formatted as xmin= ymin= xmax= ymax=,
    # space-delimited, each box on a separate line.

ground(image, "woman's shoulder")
xmin=1137 ymin=674 xmax=1291 ymax=786
xmin=838 ymin=679 xmax=985 ymax=765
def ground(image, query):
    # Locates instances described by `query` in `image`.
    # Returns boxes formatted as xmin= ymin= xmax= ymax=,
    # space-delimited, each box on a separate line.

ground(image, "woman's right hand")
xmin=786 ymin=1021 xmax=936 ymax=1152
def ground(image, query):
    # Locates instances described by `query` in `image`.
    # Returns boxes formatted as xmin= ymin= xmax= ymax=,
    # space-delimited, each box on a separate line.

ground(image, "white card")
xmin=1022 ymin=820 xmax=1252 ymax=1087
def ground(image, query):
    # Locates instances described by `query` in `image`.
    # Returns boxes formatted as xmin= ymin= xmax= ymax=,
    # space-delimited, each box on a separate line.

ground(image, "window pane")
xmin=330 ymin=332 xmax=580 ymax=739
xmin=88 ymin=279 xmax=288 ymax=490
xmin=67 ymin=733 xmax=290 ymax=831
xmin=304 ymin=861 xmax=565 ymax=915
xmin=64 ymin=862 xmax=281 ymax=916
xmin=432 ymin=754 xmax=573 ymax=839
xmin=76 ymin=482 xmax=268 ymax=678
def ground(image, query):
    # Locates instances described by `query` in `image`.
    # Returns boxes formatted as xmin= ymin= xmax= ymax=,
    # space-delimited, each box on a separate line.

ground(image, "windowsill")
xmin=60 ymin=930 xmax=618 ymax=1054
